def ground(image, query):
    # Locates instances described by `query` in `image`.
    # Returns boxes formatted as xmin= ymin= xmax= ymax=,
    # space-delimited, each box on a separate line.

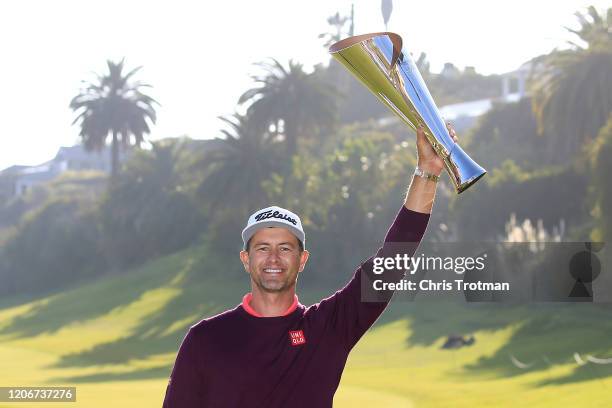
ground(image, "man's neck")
xmin=248 ymin=286 xmax=297 ymax=317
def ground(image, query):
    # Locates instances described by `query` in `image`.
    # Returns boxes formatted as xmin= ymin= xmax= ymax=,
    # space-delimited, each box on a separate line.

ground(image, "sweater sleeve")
xmin=162 ymin=328 xmax=205 ymax=407
xmin=318 ymin=206 xmax=430 ymax=351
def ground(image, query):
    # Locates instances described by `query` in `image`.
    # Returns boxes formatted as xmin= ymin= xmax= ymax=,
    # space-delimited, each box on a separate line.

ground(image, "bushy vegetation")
xmin=0 ymin=142 xmax=204 ymax=295
xmin=590 ymin=113 xmax=612 ymax=244
xmin=451 ymin=161 xmax=589 ymax=241
xmin=467 ymin=98 xmax=550 ymax=170
xmin=98 ymin=140 xmax=205 ymax=270
xmin=1 ymin=199 xmax=100 ymax=295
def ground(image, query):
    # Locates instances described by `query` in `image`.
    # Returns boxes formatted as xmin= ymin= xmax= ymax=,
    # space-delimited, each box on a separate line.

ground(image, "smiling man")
xmin=162 ymin=125 xmax=457 ymax=407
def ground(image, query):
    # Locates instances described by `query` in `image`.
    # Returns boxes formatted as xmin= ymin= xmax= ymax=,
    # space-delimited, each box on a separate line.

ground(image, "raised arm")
xmin=318 ymin=124 xmax=458 ymax=350
xmin=404 ymin=123 xmax=457 ymax=214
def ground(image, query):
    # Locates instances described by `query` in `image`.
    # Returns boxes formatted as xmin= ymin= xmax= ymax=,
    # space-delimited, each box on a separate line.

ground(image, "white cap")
xmin=242 ymin=206 xmax=305 ymax=250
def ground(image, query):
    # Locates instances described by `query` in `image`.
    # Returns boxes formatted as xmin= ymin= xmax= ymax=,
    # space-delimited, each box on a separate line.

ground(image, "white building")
xmin=438 ymin=62 xmax=532 ymax=123
xmin=1 ymin=145 xmax=121 ymax=197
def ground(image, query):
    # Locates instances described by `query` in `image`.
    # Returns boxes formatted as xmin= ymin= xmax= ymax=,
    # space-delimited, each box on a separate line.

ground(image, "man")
xmin=163 ymin=125 xmax=458 ymax=407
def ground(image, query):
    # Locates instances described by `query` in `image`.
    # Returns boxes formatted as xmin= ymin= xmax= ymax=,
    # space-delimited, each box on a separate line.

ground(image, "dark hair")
xmin=245 ymin=237 xmax=304 ymax=253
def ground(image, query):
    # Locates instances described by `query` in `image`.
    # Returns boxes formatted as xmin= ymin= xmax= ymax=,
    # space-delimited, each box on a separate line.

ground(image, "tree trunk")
xmin=285 ymin=119 xmax=297 ymax=157
xmin=111 ymin=131 xmax=119 ymax=179
xmin=279 ymin=119 xmax=297 ymax=192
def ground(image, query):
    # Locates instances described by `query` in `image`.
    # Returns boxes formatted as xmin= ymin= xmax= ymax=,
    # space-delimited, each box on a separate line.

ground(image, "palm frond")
xmin=69 ymin=59 xmax=158 ymax=176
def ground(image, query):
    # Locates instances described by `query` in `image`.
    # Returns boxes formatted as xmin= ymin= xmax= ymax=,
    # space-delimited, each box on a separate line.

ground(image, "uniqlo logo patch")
xmin=289 ymin=330 xmax=306 ymax=346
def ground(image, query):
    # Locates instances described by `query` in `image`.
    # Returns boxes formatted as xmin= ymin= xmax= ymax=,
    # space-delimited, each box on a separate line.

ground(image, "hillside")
xmin=1 ymin=244 xmax=612 ymax=407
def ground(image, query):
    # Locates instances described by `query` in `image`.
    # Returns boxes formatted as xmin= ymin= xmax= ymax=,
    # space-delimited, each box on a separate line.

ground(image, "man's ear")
xmin=239 ymin=250 xmax=250 ymax=273
xmin=298 ymin=250 xmax=310 ymax=273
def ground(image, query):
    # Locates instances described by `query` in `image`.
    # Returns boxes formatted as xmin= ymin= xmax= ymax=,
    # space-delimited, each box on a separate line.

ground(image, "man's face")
xmin=240 ymin=227 xmax=309 ymax=293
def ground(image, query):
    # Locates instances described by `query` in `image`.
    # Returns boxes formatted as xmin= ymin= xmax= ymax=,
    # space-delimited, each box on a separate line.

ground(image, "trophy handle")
xmin=389 ymin=33 xmax=403 ymax=69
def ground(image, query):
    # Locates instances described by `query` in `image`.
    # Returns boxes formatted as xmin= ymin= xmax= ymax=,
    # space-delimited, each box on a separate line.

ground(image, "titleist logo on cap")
xmin=254 ymin=210 xmax=298 ymax=225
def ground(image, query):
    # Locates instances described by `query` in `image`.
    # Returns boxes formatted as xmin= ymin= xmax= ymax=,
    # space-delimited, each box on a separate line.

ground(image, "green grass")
xmin=1 ymin=245 xmax=612 ymax=407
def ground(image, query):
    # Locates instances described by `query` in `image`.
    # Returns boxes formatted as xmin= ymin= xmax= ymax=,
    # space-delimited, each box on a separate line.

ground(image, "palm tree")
xmin=318 ymin=12 xmax=351 ymax=48
xmin=194 ymin=113 xmax=281 ymax=218
xmin=70 ymin=59 xmax=158 ymax=179
xmin=530 ymin=6 xmax=612 ymax=162
xmin=238 ymin=59 xmax=337 ymax=156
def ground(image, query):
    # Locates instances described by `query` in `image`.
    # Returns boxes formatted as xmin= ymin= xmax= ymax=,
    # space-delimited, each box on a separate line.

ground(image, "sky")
xmin=0 ymin=0 xmax=608 ymax=171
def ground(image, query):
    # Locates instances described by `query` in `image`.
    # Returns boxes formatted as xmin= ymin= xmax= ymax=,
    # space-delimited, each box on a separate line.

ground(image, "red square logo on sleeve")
xmin=288 ymin=330 xmax=306 ymax=346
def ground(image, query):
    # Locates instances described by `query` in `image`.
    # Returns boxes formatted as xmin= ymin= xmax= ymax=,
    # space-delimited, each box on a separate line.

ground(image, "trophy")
xmin=330 ymin=32 xmax=486 ymax=193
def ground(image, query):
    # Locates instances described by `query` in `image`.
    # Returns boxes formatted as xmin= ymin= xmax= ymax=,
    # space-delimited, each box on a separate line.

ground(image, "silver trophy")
xmin=330 ymin=32 xmax=486 ymax=193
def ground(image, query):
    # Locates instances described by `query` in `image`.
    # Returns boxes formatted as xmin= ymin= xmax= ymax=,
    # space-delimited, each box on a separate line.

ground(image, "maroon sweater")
xmin=163 ymin=206 xmax=429 ymax=407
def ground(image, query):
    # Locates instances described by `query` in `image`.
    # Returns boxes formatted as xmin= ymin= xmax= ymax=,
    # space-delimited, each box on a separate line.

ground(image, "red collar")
xmin=242 ymin=293 xmax=299 ymax=317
